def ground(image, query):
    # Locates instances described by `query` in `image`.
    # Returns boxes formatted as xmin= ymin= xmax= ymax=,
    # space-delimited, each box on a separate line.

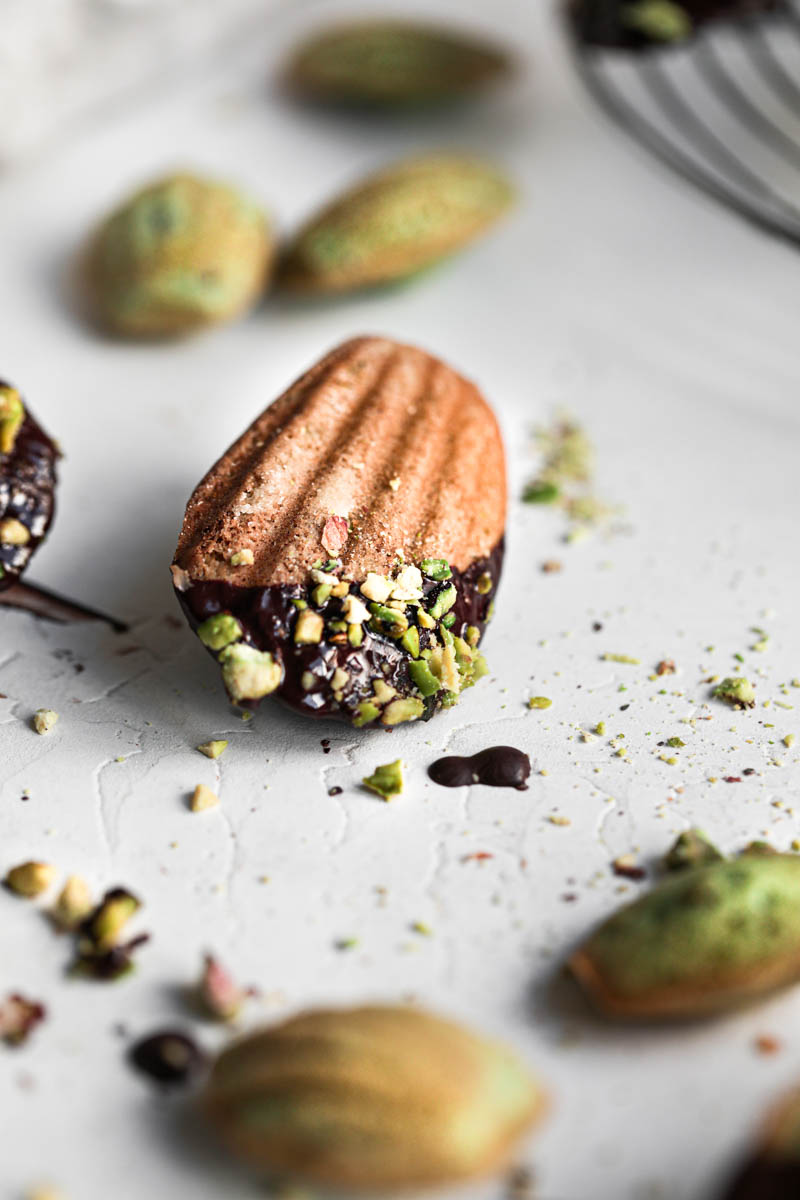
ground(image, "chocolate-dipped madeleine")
xmin=0 ymin=383 xmax=58 ymax=592
xmin=172 ymin=336 xmax=506 ymax=728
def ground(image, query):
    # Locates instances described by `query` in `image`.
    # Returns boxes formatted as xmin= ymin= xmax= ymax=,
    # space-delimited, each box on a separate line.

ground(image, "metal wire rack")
xmin=564 ymin=1 xmax=800 ymax=248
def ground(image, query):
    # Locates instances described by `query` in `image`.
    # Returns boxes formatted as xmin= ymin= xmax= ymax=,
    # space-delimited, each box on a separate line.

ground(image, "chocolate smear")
xmin=428 ymin=746 xmax=531 ymax=790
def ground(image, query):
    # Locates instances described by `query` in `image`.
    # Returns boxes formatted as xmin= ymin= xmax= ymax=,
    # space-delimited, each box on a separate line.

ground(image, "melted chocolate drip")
xmin=177 ymin=539 xmax=503 ymax=725
xmin=0 ymin=387 xmax=59 ymax=592
xmin=128 ymin=1030 xmax=207 ymax=1087
xmin=428 ymin=746 xmax=531 ymax=790
xmin=722 ymin=1156 xmax=800 ymax=1199
xmin=568 ymin=0 xmax=781 ymax=49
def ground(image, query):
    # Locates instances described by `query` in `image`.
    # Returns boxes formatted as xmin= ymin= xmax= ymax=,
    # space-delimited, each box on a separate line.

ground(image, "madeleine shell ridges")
xmin=173 ymin=335 xmax=507 ymax=587
xmin=569 ymin=855 xmax=800 ymax=1019
xmin=286 ymin=20 xmax=511 ymax=106
xmin=279 ymin=154 xmax=514 ymax=295
xmin=203 ymin=1004 xmax=545 ymax=1189
xmin=85 ymin=173 xmax=275 ymax=337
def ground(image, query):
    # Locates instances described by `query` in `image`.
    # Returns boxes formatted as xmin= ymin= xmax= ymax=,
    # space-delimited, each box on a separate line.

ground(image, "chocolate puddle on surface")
xmin=428 ymin=746 xmax=531 ymax=790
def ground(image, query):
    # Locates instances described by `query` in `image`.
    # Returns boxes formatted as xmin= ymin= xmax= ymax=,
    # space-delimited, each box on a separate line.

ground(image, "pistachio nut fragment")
xmin=219 ymin=643 xmax=282 ymax=704
xmin=197 ymin=613 xmax=242 ymax=651
xmin=713 ymin=676 xmax=756 ymax=709
xmin=0 ymin=385 xmax=25 ymax=455
xmin=85 ymin=887 xmax=141 ymax=952
xmin=662 ymin=829 xmax=723 ymax=872
xmin=191 ymin=784 xmax=219 ymax=813
xmin=32 ymin=708 xmax=59 ymax=735
xmin=279 ymin=155 xmax=514 ymax=295
xmin=362 ymin=759 xmax=404 ymax=801
xmin=5 ymin=861 xmax=56 ymax=898
xmin=203 ymin=1004 xmax=545 ymax=1189
xmin=570 ymin=855 xmax=800 ymax=1019
xmin=52 ymin=875 xmax=93 ymax=930
xmin=0 ymin=517 xmax=31 ymax=545
xmin=197 ymin=740 xmax=228 ymax=760
xmin=285 ymin=21 xmax=511 ymax=107
xmin=198 ymin=953 xmax=245 ymax=1021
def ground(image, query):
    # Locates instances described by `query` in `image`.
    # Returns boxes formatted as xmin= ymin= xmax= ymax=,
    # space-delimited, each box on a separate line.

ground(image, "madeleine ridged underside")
xmin=174 ymin=336 xmax=506 ymax=587
xmin=203 ymin=1004 xmax=545 ymax=1189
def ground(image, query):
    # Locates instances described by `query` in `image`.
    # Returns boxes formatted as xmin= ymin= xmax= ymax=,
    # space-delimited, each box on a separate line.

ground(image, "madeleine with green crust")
xmin=85 ymin=173 xmax=275 ymax=337
xmin=570 ymin=855 xmax=800 ymax=1019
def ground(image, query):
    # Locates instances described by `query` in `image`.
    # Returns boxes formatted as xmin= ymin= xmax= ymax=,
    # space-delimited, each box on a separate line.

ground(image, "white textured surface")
xmin=2 ymin=2 xmax=800 ymax=1199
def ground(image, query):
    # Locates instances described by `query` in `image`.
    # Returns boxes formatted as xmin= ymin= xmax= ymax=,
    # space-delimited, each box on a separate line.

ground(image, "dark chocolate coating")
xmin=0 ymin=384 xmax=58 ymax=592
xmin=128 ymin=1030 xmax=207 ymax=1087
xmin=568 ymin=0 xmax=782 ymax=50
xmin=177 ymin=540 xmax=503 ymax=725
xmin=428 ymin=746 xmax=531 ymax=790
xmin=721 ymin=1157 xmax=800 ymax=1199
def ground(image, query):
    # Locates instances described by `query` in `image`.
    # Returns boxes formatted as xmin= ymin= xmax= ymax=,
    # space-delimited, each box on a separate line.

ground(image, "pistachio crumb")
xmin=602 ymin=653 xmax=640 ymax=665
xmin=230 ymin=549 xmax=255 ymax=567
xmin=362 ymin=759 xmax=404 ymax=801
xmin=32 ymin=709 xmax=59 ymax=736
xmin=197 ymin=740 xmax=228 ymax=759
xmin=5 ymin=861 xmax=57 ymax=898
xmin=528 ymin=696 xmax=552 ymax=710
xmin=190 ymin=784 xmax=219 ymax=813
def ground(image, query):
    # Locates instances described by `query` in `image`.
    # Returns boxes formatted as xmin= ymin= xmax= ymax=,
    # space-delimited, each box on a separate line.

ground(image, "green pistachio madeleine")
xmin=203 ymin=1004 xmax=546 ymax=1189
xmin=279 ymin=154 xmax=514 ymax=295
xmin=569 ymin=855 xmax=800 ymax=1019
xmin=285 ymin=21 xmax=511 ymax=107
xmin=85 ymin=173 xmax=275 ymax=337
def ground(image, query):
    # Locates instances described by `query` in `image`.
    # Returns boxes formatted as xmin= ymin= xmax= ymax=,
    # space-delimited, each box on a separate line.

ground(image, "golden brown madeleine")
xmin=285 ymin=20 xmax=511 ymax=107
xmin=172 ymin=336 xmax=506 ymax=727
xmin=84 ymin=173 xmax=274 ymax=337
xmin=203 ymin=1004 xmax=546 ymax=1189
xmin=570 ymin=855 xmax=800 ymax=1019
xmin=279 ymin=154 xmax=514 ymax=295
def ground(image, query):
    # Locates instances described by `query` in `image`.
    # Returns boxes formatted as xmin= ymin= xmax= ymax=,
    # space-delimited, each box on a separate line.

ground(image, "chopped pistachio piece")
xmin=409 ymin=658 xmax=441 ymax=697
xmin=353 ymin=701 xmax=380 ymax=727
xmin=294 ymin=608 xmax=324 ymax=644
xmin=198 ymin=952 xmax=245 ymax=1021
xmin=362 ymin=759 xmax=404 ymax=801
xmin=191 ymin=784 xmax=219 ymax=813
xmin=621 ymin=0 xmax=693 ymax=42
xmin=360 ymin=572 xmax=393 ymax=603
xmin=331 ymin=666 xmax=349 ymax=692
xmin=528 ymin=696 xmax=552 ymax=710
xmin=419 ymin=558 xmax=452 ymax=581
xmin=0 ymin=385 xmax=25 ymax=454
xmin=465 ymin=625 xmax=480 ymax=648
xmin=341 ymin=593 xmax=370 ymax=624
xmin=372 ymin=679 xmax=397 ymax=705
xmin=32 ymin=709 xmax=59 ymax=736
xmin=382 ymin=697 xmax=424 ymax=726
xmin=602 ymin=653 xmax=640 ymax=665
xmin=86 ymin=888 xmax=140 ymax=950
xmin=369 ymin=603 xmax=408 ymax=637
xmin=428 ymin=643 xmax=460 ymax=694
xmin=476 ymin=572 xmax=493 ymax=595
xmin=400 ymin=627 xmax=420 ymax=658
xmin=219 ymin=643 xmax=282 ymax=702
xmin=0 ymin=517 xmax=30 ymax=545
xmin=784 ymin=733 xmax=796 ymax=749
xmin=197 ymin=740 xmax=228 ymax=759
xmin=417 ymin=608 xmax=436 ymax=630
xmin=522 ymin=479 xmax=560 ymax=504
xmin=312 ymin=583 xmax=332 ymax=606
xmin=713 ymin=676 xmax=756 ymax=710
xmin=428 ymin=584 xmax=457 ymax=619
xmin=52 ymin=875 xmax=93 ymax=929
xmin=5 ymin=861 xmax=57 ymax=898
xmin=230 ymin=549 xmax=254 ymax=567
xmin=390 ymin=564 xmax=423 ymax=601
xmin=665 ymin=736 xmax=685 ymax=749
xmin=197 ymin=613 xmax=243 ymax=651
xmin=347 ymin=623 xmax=364 ymax=648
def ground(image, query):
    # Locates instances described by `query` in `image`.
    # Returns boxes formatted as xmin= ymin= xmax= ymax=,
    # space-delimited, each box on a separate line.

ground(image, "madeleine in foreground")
xmin=203 ymin=1005 xmax=546 ymax=1190
xmin=172 ymin=336 xmax=507 ymax=728
xmin=84 ymin=173 xmax=274 ymax=337
xmin=569 ymin=855 xmax=800 ymax=1019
